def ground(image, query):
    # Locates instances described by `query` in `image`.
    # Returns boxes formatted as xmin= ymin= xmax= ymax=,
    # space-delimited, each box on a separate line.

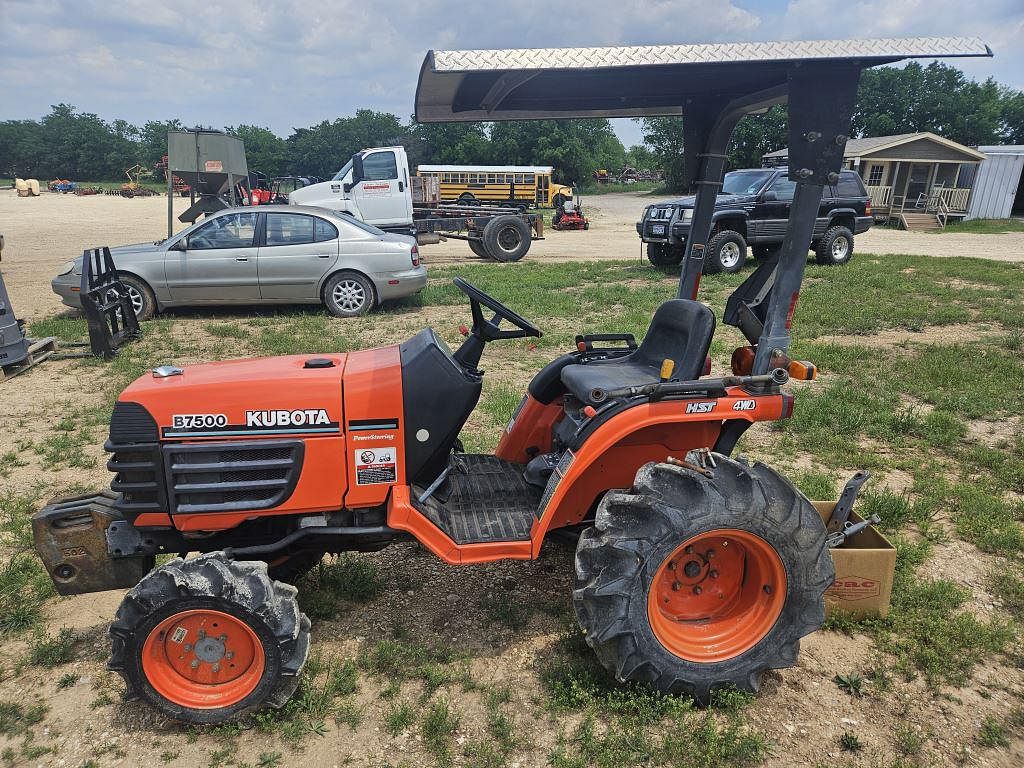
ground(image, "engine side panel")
xmin=342 ymin=345 xmax=406 ymax=509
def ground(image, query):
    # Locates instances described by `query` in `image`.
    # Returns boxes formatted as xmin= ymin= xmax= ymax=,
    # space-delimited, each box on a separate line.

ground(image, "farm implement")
xmin=32 ymin=36 xmax=991 ymax=723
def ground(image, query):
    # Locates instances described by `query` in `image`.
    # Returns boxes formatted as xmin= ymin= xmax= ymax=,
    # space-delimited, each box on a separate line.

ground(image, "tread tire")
xmin=468 ymin=239 xmax=490 ymax=259
xmin=482 ymin=215 xmax=531 ymax=262
xmin=109 ymin=553 xmax=310 ymax=724
xmin=323 ymin=270 xmax=376 ymax=317
xmin=705 ymin=230 xmax=747 ymax=274
xmin=645 ymin=242 xmax=684 ymax=267
xmin=814 ymin=225 xmax=854 ymax=265
xmin=573 ymin=455 xmax=833 ymax=702
xmin=116 ymin=273 xmax=157 ymax=322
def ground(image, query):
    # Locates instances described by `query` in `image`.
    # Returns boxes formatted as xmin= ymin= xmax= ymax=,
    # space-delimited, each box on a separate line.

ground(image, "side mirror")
xmin=170 ymin=239 xmax=186 ymax=252
xmin=351 ymin=153 xmax=364 ymax=184
xmin=762 ymin=191 xmax=778 ymax=202
xmin=343 ymin=183 xmax=353 ymax=193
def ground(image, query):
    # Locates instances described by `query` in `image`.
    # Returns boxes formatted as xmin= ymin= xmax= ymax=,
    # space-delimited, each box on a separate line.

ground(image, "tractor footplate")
xmin=412 ymin=454 xmax=541 ymax=544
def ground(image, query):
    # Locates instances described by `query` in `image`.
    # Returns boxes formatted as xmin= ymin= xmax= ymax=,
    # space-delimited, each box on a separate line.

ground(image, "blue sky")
xmin=1 ymin=0 xmax=1021 ymax=148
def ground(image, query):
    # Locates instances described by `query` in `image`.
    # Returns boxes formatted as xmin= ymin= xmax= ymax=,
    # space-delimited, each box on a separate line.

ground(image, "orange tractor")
xmin=32 ymin=37 xmax=989 ymax=724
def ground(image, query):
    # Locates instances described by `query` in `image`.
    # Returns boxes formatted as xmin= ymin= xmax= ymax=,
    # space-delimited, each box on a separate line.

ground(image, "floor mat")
xmin=411 ymin=454 xmax=541 ymax=544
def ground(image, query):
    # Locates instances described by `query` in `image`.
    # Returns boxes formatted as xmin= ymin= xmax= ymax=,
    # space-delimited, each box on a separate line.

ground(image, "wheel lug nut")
xmin=197 ymin=630 xmax=206 ymax=640
xmin=671 ymin=581 xmax=682 ymax=591
xmin=190 ymin=659 xmax=199 ymax=669
xmin=668 ymin=560 xmax=676 ymax=570
xmin=709 ymin=570 xmax=718 ymax=579
xmin=219 ymin=634 xmax=227 ymax=642
xmin=183 ymin=643 xmax=192 ymax=651
xmin=706 ymin=549 xmax=715 ymax=559
xmin=212 ymin=663 xmax=220 ymax=672
xmin=693 ymin=586 xmax=702 ymax=595
xmin=225 ymin=651 xmax=235 ymax=660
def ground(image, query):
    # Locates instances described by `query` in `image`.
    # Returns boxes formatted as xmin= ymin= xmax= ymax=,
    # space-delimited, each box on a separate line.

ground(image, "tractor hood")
xmin=116 ymin=355 xmax=347 ymax=440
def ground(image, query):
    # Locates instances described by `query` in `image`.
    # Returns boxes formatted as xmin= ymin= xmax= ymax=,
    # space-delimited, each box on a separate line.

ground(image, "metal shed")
xmin=966 ymin=146 xmax=1024 ymax=220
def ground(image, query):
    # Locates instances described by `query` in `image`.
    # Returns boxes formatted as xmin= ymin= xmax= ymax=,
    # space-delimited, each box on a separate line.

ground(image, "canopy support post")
xmin=752 ymin=63 xmax=861 ymax=375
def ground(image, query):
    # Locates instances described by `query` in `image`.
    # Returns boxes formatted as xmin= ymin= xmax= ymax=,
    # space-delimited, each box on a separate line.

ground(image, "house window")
xmin=867 ymin=164 xmax=885 ymax=186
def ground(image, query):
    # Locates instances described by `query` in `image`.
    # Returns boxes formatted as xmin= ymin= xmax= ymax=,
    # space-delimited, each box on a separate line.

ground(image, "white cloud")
xmin=0 ymin=0 xmax=1019 ymax=150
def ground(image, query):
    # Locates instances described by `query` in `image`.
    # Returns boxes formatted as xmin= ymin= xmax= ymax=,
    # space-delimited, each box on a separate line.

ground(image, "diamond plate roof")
xmin=415 ymin=36 xmax=991 ymax=122
xmin=431 ymin=37 xmax=989 ymax=73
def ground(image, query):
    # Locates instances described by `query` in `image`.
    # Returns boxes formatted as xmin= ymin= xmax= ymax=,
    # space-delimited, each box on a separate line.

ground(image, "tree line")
xmin=2 ymin=62 xmax=1021 ymax=191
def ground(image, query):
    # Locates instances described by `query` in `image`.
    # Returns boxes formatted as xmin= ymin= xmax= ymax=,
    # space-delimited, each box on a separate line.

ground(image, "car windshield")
xmin=721 ymin=170 xmax=774 ymax=196
xmin=331 ymin=160 xmax=353 ymax=182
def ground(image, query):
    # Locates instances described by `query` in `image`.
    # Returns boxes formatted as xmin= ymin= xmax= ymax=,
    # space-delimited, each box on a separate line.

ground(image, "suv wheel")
xmin=705 ymin=230 xmax=747 ymax=274
xmin=814 ymin=225 xmax=854 ymax=265
xmin=646 ymin=242 xmax=684 ymax=267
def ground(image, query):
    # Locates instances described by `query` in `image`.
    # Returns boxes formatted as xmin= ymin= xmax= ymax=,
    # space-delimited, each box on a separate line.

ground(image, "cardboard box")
xmin=813 ymin=501 xmax=896 ymax=618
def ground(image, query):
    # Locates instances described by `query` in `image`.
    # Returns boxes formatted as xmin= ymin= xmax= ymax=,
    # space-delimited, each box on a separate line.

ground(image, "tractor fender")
xmin=530 ymin=391 xmax=786 ymax=554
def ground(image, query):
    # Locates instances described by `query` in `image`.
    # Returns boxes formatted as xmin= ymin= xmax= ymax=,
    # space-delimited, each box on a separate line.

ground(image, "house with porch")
xmin=763 ymin=132 xmax=986 ymax=230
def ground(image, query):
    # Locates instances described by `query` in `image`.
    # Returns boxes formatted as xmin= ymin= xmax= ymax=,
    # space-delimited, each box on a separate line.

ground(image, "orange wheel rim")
xmin=141 ymin=609 xmax=264 ymax=709
xmin=647 ymin=529 xmax=787 ymax=663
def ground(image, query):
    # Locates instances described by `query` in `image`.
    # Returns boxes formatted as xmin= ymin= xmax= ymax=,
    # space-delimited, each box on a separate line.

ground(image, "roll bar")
xmin=415 ymin=37 xmax=991 ymax=374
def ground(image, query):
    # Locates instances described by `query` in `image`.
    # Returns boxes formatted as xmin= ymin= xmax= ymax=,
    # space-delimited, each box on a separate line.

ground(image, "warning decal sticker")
xmin=355 ymin=447 xmax=397 ymax=485
xmin=827 ymin=576 xmax=880 ymax=601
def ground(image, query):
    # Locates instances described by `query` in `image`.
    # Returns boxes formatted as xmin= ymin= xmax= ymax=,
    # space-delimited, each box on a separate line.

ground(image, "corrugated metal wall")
xmin=967 ymin=146 xmax=1024 ymax=220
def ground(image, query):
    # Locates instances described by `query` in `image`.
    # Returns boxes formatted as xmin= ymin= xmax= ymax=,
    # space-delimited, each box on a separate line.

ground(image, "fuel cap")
xmin=303 ymin=358 xmax=335 ymax=369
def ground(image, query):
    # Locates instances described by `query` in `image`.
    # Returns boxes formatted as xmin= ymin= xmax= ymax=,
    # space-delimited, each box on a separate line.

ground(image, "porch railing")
xmin=865 ymin=185 xmax=893 ymax=210
xmin=936 ymin=187 xmax=971 ymax=213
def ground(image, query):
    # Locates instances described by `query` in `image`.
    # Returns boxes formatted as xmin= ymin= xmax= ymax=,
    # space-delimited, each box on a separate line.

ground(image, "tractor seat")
xmin=560 ymin=299 xmax=716 ymax=405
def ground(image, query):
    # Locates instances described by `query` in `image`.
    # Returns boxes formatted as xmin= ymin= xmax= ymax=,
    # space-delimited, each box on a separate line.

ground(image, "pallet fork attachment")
xmin=80 ymin=246 xmax=142 ymax=358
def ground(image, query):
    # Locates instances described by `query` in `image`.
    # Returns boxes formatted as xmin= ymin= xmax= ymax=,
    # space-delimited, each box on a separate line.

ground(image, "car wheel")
xmin=109 ymin=274 xmax=156 ymax=321
xmin=323 ymin=271 xmax=376 ymax=317
xmin=815 ymin=225 xmax=854 ymax=265
xmin=458 ymin=194 xmax=477 ymax=207
xmin=705 ymin=230 xmax=747 ymax=274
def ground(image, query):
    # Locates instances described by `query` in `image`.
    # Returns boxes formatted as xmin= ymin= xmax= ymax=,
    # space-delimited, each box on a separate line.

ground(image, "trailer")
xmin=289 ymin=146 xmax=543 ymax=262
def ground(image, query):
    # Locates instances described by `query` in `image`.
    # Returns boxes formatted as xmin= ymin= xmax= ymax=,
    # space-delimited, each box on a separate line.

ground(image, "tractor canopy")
xmin=415 ymin=37 xmax=991 ymax=375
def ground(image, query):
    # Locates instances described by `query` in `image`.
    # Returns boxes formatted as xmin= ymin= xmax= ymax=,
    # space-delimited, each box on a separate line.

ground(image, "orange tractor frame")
xmin=32 ymin=37 xmax=990 ymax=724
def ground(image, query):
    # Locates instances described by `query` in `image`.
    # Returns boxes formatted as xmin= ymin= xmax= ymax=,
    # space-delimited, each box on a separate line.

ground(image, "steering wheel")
xmin=453 ymin=277 xmax=541 ymax=339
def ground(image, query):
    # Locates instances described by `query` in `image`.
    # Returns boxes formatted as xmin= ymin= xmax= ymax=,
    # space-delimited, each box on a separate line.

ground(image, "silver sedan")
xmin=52 ymin=205 xmax=426 ymax=319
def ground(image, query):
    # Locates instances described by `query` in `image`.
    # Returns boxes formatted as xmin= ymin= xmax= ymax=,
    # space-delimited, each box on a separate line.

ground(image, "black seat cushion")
xmin=560 ymin=299 xmax=715 ymax=404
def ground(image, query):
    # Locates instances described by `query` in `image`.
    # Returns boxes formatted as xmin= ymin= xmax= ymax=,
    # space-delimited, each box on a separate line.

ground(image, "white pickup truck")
xmin=288 ymin=146 xmax=542 ymax=262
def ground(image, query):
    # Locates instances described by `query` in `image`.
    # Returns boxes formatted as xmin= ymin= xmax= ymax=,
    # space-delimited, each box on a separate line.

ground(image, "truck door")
xmin=352 ymin=150 xmax=411 ymax=227
xmin=758 ymin=174 xmax=796 ymax=241
xmin=165 ymin=211 xmax=260 ymax=301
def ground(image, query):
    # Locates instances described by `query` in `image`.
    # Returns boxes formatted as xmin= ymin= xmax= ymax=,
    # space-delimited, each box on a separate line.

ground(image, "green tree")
xmin=624 ymin=144 xmax=658 ymax=172
xmin=286 ymin=110 xmax=406 ymax=178
xmin=489 ymin=119 xmax=624 ymax=183
xmin=402 ymin=122 xmax=491 ymax=168
xmin=227 ymin=125 xmax=288 ymax=177
xmin=0 ymin=119 xmax=46 ymax=177
xmin=728 ymin=106 xmax=788 ymax=169
xmin=637 ymin=117 xmax=685 ymax=190
xmin=139 ymin=119 xmax=185 ymax=167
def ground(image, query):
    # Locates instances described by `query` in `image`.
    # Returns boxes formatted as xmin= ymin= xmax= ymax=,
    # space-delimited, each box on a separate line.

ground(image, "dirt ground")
xmin=1 ymin=189 xmax=1023 ymax=768
xmin=2 ymin=189 xmax=1023 ymax=321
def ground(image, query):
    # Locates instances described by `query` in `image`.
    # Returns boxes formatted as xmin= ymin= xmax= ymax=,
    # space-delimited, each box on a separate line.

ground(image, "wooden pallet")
xmin=0 ymin=337 xmax=57 ymax=383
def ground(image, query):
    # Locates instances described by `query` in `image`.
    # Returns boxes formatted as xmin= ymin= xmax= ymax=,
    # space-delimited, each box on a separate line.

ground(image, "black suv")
xmin=636 ymin=168 xmax=873 ymax=272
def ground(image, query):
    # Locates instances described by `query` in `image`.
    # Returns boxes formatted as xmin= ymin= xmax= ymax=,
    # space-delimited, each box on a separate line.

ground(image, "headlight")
xmin=58 ymin=260 xmax=76 ymax=276
xmin=679 ymin=209 xmax=693 ymax=222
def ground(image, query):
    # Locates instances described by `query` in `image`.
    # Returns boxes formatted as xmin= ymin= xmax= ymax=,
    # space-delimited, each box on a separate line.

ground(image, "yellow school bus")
xmin=417 ymin=165 xmax=573 ymax=208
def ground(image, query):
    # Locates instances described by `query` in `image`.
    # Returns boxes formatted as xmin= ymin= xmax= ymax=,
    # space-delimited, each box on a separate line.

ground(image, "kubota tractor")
xmin=31 ymin=36 xmax=990 ymax=724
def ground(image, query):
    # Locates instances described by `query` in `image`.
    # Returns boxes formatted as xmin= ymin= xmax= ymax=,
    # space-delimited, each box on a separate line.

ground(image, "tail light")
xmin=411 ymin=245 xmax=420 ymax=267
xmin=865 ymin=200 xmax=872 ymax=216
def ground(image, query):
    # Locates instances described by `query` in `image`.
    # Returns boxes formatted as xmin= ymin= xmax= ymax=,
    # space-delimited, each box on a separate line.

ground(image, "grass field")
xmin=938 ymin=218 xmax=1024 ymax=234
xmin=3 ymin=252 xmax=1024 ymax=766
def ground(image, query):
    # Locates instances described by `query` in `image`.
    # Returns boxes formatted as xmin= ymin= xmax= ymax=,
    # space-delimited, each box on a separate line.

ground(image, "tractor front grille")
xmin=107 ymin=443 xmax=164 ymax=515
xmin=164 ymin=440 xmax=304 ymax=514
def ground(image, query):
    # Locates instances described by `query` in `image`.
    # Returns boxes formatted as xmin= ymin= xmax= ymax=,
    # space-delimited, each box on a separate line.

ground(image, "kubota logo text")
xmin=246 ymin=409 xmax=331 ymax=427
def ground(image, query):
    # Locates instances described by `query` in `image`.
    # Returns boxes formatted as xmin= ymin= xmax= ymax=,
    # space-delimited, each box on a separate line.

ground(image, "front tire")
xmin=705 ymin=230 xmax=747 ymax=274
xmin=116 ymin=274 xmax=157 ymax=321
xmin=482 ymin=215 xmax=531 ymax=262
xmin=323 ymin=271 xmax=376 ymax=317
xmin=109 ymin=554 xmax=310 ymax=724
xmin=468 ymin=239 xmax=490 ymax=259
xmin=574 ymin=455 xmax=832 ymax=702
xmin=645 ymin=242 xmax=684 ymax=267
xmin=814 ymin=225 xmax=854 ymax=265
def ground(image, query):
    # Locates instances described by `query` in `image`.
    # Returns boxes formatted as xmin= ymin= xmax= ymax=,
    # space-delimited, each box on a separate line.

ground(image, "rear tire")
xmin=646 ymin=242 xmax=684 ymax=267
xmin=574 ymin=455 xmax=832 ymax=702
xmin=109 ymin=554 xmax=310 ymax=724
xmin=323 ymin=271 xmax=376 ymax=317
xmin=482 ymin=215 xmax=531 ymax=262
xmin=705 ymin=230 xmax=747 ymax=274
xmin=814 ymin=225 xmax=854 ymax=265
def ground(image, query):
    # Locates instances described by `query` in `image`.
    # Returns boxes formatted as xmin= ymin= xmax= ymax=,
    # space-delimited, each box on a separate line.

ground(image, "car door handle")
xmin=398 ymin=181 xmax=404 ymax=192
xmin=235 ymin=257 xmax=249 ymax=262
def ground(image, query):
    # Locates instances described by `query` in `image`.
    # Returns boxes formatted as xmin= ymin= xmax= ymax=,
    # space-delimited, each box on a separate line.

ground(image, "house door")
xmin=905 ymin=164 xmax=932 ymax=208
